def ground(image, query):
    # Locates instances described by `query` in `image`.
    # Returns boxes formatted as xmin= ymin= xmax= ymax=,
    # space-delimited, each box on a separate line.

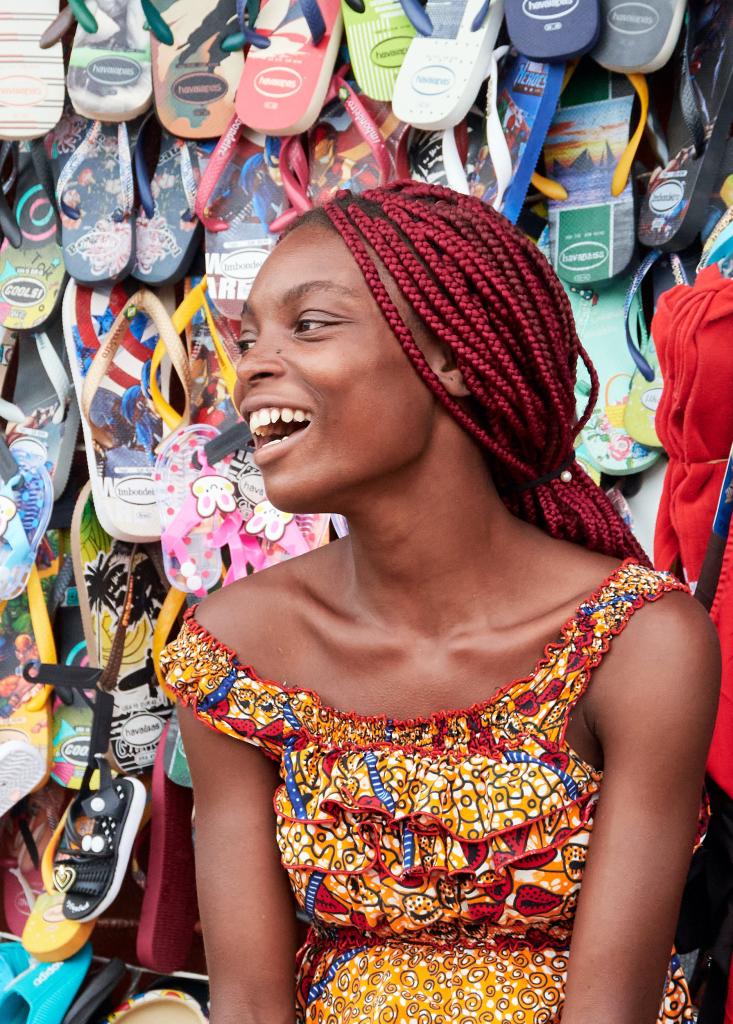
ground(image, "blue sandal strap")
xmin=398 ymin=0 xmax=433 ymax=35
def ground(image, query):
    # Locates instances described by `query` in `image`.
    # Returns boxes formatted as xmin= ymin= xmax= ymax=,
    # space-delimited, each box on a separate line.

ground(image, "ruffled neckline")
xmin=182 ymin=557 xmax=641 ymax=733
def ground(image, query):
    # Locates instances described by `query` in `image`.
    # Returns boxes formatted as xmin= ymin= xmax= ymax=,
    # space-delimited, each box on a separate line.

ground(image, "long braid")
xmin=293 ymin=181 xmax=647 ymax=564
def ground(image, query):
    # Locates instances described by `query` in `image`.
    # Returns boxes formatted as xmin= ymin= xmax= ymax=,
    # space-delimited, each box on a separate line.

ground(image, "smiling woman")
xmin=159 ymin=182 xmax=720 ymax=1024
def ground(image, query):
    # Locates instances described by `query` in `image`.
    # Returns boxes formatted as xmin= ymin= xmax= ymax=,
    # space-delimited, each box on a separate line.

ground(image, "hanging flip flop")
xmin=444 ymin=50 xmax=564 ymax=223
xmin=303 ymin=70 xmax=410 ymax=203
xmin=0 ymin=940 xmax=91 ymax=1023
xmin=155 ymin=424 xmax=235 ymax=595
xmin=0 ymin=2 xmax=65 ymax=142
xmin=51 ymin=591 xmax=95 ymax=792
xmin=196 ymin=126 xmax=290 ymax=317
xmin=0 ymin=144 xmax=66 ymax=333
xmin=341 ymin=0 xmax=416 ymax=101
xmin=53 ymin=117 xmax=139 ymax=286
xmin=136 ymin=720 xmax=197 ymax=974
xmin=150 ymin=0 xmax=244 ymax=139
xmin=235 ymin=0 xmax=344 ymax=135
xmin=60 ymin=957 xmax=129 ymax=1024
xmin=622 ymin=248 xmax=674 ymax=449
xmin=71 ymin=484 xmax=173 ymax=775
xmin=543 ymin=60 xmax=647 ymax=285
xmin=638 ymin=6 xmax=733 ymax=251
xmin=176 ymin=276 xmax=240 ymax=428
xmin=568 ymin=273 xmax=661 ymax=475
xmin=593 ymin=0 xmax=687 ymax=73
xmin=3 ymin=321 xmax=80 ymax=501
xmin=67 ymin=0 xmax=153 ymax=122
xmin=392 ymin=0 xmax=505 ymax=130
xmin=0 ymin=447 xmax=53 ymax=604
xmin=64 ymin=281 xmax=191 ymax=543
xmin=132 ymin=119 xmax=205 ymax=286
xmin=1 ymin=780 xmax=67 ymax=937
xmin=504 ymin=0 xmax=601 ymax=61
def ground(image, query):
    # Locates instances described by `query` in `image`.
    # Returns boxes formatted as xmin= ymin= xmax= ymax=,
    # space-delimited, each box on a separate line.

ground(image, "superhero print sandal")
xmin=542 ymin=61 xmax=647 ymax=286
xmin=0 ymin=144 xmax=66 ymax=333
xmin=504 ymin=0 xmax=600 ymax=61
xmin=64 ymin=282 xmax=191 ymax=543
xmin=0 ymin=2 xmax=65 ymax=142
xmin=637 ymin=6 xmax=733 ymax=251
xmin=53 ymin=118 xmax=139 ymax=286
xmin=449 ymin=52 xmax=564 ymax=223
xmin=3 ymin=321 xmax=80 ymax=501
xmin=568 ymin=273 xmax=661 ymax=475
xmin=341 ymin=0 xmax=416 ymax=101
xmin=149 ymin=0 xmax=244 ymax=139
xmin=409 ymin=117 xmax=474 ymax=185
xmin=71 ymin=484 xmax=173 ymax=775
xmin=132 ymin=118 xmax=206 ymax=287
xmin=302 ymin=70 xmax=410 ymax=204
xmin=593 ymin=0 xmax=687 ymax=74
xmin=196 ymin=125 xmax=290 ymax=316
xmin=235 ymin=0 xmax=344 ymax=135
xmin=174 ymin=276 xmax=240 ymax=427
xmin=66 ymin=0 xmax=152 ymax=122
xmin=392 ymin=0 xmax=505 ymax=130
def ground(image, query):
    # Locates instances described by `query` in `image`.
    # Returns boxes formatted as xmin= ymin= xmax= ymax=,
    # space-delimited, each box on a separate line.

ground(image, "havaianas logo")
xmin=522 ymin=0 xmax=579 ymax=20
xmin=253 ymin=67 xmax=302 ymax=98
xmin=87 ymin=56 xmax=142 ymax=86
xmin=370 ymin=37 xmax=412 ymax=68
xmin=559 ymin=240 xmax=609 ymax=272
xmin=0 ymin=74 xmax=46 ymax=106
xmin=173 ymin=72 xmax=228 ymax=104
xmin=607 ymin=1 xmax=659 ymax=33
xmin=412 ymin=65 xmax=455 ymax=96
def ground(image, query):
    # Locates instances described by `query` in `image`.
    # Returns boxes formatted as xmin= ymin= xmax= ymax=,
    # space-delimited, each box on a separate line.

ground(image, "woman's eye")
xmin=295 ymin=318 xmax=324 ymax=333
xmin=237 ymin=336 xmax=256 ymax=353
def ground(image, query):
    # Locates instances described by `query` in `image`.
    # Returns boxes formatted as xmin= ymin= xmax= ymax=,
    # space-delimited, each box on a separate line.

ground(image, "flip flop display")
xmin=0 ymin=0 xmax=730 ymax=1005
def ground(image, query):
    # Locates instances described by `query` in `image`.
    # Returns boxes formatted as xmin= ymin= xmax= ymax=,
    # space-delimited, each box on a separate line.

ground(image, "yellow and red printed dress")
xmin=161 ymin=559 xmax=695 ymax=1024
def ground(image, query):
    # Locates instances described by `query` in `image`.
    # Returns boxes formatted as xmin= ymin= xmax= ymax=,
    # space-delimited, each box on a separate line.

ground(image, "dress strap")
xmin=492 ymin=561 xmax=688 ymax=747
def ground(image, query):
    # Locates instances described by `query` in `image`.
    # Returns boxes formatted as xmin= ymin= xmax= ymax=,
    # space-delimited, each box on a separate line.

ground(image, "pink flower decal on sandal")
xmin=192 ymin=475 xmax=236 ymax=518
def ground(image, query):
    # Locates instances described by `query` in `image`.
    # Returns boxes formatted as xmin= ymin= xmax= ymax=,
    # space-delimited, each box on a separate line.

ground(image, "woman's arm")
xmin=179 ymin=706 xmax=299 ymax=1024
xmin=561 ymin=592 xmax=721 ymax=1024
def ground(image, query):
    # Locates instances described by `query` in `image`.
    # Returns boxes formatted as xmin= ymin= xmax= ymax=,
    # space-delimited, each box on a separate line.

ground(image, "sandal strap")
xmin=679 ymin=9 xmax=706 ymax=159
xmin=142 ymin=0 xmax=174 ymax=44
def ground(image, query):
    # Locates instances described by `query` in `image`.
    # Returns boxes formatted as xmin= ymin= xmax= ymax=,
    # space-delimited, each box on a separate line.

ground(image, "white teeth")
xmin=248 ymin=406 xmax=313 ymax=435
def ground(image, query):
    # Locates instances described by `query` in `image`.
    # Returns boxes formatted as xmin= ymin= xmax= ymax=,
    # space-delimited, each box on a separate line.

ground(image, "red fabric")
xmin=652 ymin=264 xmax=733 ymax=797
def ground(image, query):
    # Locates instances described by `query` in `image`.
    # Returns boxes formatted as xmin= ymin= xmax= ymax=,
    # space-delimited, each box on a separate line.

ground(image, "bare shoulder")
xmin=588 ymin=583 xmax=721 ymax=748
xmin=193 ymin=541 xmax=343 ymax=667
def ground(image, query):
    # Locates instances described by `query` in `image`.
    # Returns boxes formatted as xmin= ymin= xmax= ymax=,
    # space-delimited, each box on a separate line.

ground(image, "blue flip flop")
xmin=504 ymin=0 xmax=601 ymax=61
xmin=0 ymin=941 xmax=92 ymax=1024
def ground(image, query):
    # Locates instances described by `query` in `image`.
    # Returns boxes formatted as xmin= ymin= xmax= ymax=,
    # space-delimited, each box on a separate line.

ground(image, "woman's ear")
xmin=424 ymin=342 xmax=470 ymax=397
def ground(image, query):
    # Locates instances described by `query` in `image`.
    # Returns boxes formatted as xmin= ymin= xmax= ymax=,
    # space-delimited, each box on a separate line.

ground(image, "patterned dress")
xmin=160 ymin=559 xmax=695 ymax=1023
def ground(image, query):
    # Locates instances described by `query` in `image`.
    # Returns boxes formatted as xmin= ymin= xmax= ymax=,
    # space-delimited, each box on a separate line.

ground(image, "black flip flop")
xmin=638 ymin=3 xmax=733 ymax=251
xmin=61 ymin=957 xmax=129 ymax=1024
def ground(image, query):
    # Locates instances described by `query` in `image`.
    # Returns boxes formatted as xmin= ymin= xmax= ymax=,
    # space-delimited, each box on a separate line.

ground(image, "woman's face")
xmin=235 ymin=221 xmax=458 ymax=514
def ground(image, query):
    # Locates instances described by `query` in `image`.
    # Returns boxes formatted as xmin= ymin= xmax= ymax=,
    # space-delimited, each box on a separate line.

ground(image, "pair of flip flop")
xmin=48 ymin=108 xmax=205 ymax=288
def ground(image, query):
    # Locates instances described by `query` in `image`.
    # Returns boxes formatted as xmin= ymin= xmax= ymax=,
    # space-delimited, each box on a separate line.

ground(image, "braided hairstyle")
xmin=290 ymin=181 xmax=647 ymax=564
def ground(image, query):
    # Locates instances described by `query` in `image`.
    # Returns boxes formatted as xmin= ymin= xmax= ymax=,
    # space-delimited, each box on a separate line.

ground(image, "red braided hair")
xmin=291 ymin=181 xmax=647 ymax=564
